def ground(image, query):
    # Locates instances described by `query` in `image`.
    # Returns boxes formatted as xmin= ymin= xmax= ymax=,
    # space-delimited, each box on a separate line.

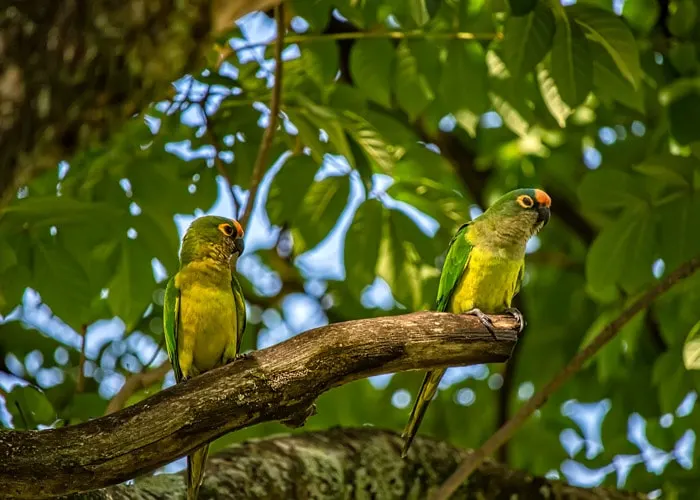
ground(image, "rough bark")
xmin=0 ymin=0 xmax=283 ymax=208
xmin=0 ymin=311 xmax=518 ymax=499
xmin=62 ymin=428 xmax=648 ymax=500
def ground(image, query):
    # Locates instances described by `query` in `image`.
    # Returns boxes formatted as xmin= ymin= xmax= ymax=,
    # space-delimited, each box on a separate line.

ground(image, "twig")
xmin=104 ymin=361 xmax=171 ymax=415
xmin=77 ymin=324 xmax=88 ymax=394
xmin=238 ymin=3 xmax=285 ymax=229
xmin=433 ymin=255 xmax=700 ymax=500
xmin=233 ymin=30 xmax=502 ymax=54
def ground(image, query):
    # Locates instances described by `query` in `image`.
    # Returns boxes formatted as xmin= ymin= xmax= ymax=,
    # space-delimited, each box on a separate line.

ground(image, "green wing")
xmin=513 ymin=262 xmax=525 ymax=298
xmin=231 ymin=273 xmax=247 ymax=353
xmin=163 ymin=276 xmax=183 ymax=382
xmin=435 ymin=222 xmax=473 ymax=312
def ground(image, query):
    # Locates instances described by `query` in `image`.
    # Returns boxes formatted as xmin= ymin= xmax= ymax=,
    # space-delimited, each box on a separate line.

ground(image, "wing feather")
xmin=231 ymin=273 xmax=247 ymax=353
xmin=163 ymin=276 xmax=183 ymax=382
xmin=435 ymin=222 xmax=473 ymax=312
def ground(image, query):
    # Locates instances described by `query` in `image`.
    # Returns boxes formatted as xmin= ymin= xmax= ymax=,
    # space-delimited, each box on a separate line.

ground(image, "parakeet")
xmin=400 ymin=188 xmax=551 ymax=457
xmin=163 ymin=215 xmax=247 ymax=500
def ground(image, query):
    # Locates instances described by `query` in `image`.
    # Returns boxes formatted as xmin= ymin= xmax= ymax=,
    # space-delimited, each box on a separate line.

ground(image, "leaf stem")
xmin=433 ymin=254 xmax=700 ymax=500
xmin=238 ymin=4 xmax=285 ymax=229
xmin=234 ymin=30 xmax=501 ymax=55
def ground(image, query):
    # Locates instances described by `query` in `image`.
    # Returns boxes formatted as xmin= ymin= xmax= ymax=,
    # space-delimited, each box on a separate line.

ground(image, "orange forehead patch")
xmin=232 ymin=219 xmax=244 ymax=237
xmin=534 ymin=189 xmax=551 ymax=207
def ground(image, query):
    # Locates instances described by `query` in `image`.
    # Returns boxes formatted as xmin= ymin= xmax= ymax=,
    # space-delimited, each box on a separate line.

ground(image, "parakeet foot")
xmin=464 ymin=308 xmax=498 ymax=340
xmin=505 ymin=307 xmax=526 ymax=334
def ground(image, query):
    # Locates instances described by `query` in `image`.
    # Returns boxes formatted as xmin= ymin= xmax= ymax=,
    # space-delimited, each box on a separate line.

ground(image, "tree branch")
xmin=238 ymin=4 xmax=285 ymax=229
xmin=1 ymin=311 xmax=518 ymax=499
xmin=104 ymin=361 xmax=171 ymax=416
xmin=434 ymin=255 xmax=700 ymax=499
xmin=61 ymin=428 xmax=647 ymax=500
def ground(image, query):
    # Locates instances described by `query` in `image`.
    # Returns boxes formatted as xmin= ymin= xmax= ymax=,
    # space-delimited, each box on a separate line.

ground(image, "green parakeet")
xmin=400 ymin=188 xmax=551 ymax=457
xmin=163 ymin=215 xmax=247 ymax=500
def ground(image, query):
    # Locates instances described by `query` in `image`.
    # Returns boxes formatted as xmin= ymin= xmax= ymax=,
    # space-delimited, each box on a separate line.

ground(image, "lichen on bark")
xmin=62 ymin=429 xmax=648 ymax=500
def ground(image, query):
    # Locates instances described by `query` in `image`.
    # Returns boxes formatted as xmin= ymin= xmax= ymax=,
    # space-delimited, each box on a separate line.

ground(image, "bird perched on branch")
xmin=400 ymin=188 xmax=551 ymax=457
xmin=163 ymin=215 xmax=247 ymax=500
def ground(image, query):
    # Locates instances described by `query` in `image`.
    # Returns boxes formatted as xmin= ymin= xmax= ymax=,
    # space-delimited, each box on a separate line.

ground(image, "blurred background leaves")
xmin=1 ymin=0 xmax=700 ymax=497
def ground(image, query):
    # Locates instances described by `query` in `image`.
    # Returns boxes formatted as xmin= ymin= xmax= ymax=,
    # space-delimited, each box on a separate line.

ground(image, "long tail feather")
xmin=400 ymin=369 xmax=446 ymax=458
xmin=187 ymin=444 xmax=209 ymax=500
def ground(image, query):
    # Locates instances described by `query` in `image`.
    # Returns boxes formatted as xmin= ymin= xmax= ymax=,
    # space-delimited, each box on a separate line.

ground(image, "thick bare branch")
xmin=61 ymin=428 xmax=646 ymax=500
xmin=1 ymin=311 xmax=518 ymax=499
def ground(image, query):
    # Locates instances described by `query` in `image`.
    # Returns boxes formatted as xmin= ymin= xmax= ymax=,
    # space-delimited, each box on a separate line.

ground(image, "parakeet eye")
xmin=517 ymin=195 xmax=534 ymax=208
xmin=218 ymin=223 xmax=234 ymax=236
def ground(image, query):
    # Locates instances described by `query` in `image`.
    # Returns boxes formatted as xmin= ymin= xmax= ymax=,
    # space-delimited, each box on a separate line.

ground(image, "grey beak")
xmin=537 ymin=206 xmax=551 ymax=226
xmin=234 ymin=237 xmax=245 ymax=255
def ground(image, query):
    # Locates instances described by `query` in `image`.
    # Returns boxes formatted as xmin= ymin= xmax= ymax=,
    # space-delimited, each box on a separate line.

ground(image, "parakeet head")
xmin=180 ymin=215 xmax=245 ymax=265
xmin=479 ymin=188 xmax=551 ymax=242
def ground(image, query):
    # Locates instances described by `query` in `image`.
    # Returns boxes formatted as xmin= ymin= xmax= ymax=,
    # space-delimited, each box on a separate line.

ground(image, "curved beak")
xmin=234 ymin=237 xmax=245 ymax=255
xmin=537 ymin=206 xmax=551 ymax=227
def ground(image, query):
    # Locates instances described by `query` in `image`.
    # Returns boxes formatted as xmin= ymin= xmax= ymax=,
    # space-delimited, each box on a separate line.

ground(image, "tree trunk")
xmin=0 ymin=0 xmax=283 ymax=208
xmin=63 ymin=428 xmax=647 ymax=500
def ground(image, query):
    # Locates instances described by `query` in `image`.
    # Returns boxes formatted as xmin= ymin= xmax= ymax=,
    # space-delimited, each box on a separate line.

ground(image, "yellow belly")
xmin=178 ymin=284 xmax=238 ymax=377
xmin=448 ymin=247 xmax=522 ymax=314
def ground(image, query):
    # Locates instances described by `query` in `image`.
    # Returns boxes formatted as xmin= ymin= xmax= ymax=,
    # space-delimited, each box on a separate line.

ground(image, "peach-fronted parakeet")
xmin=163 ymin=215 xmax=247 ymax=499
xmin=400 ymin=189 xmax=551 ymax=457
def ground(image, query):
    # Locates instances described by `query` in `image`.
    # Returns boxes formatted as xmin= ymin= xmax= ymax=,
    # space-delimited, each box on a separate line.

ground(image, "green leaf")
xmin=502 ymin=2 xmax=556 ymax=78
xmin=409 ymin=0 xmax=431 ymax=26
xmin=622 ymin=0 xmax=660 ymax=34
xmin=0 ymin=198 xmax=125 ymax=231
xmin=284 ymin=108 xmax=327 ymax=165
xmin=683 ymin=321 xmax=700 ymax=370
xmin=591 ymin=42 xmax=645 ymax=113
xmin=342 ymin=112 xmax=397 ymax=173
xmin=508 ymin=0 xmax=538 ymax=17
xmin=551 ymin=15 xmax=593 ymax=108
xmin=289 ymin=0 xmax=333 ymax=31
xmin=131 ymin=212 xmax=181 ymax=275
xmin=569 ymin=4 xmax=642 ymax=88
xmin=658 ymin=192 xmax=700 ymax=270
xmin=266 ymin=155 xmax=319 ymax=226
xmin=536 ymin=60 xmax=572 ymax=127
xmin=580 ymin=303 xmax=645 ymax=382
xmin=344 ymin=199 xmax=383 ymax=295
xmin=668 ymin=0 xmax=697 ymax=37
xmin=293 ymin=174 xmax=351 ymax=252
xmin=349 ymin=39 xmax=394 ymax=108
xmin=0 ymin=238 xmax=17 ymax=274
xmin=376 ymin=208 xmax=438 ymax=310
xmin=577 ymin=169 xmax=646 ymax=212
xmin=302 ymin=41 xmax=339 ymax=88
xmin=295 ymin=102 xmax=355 ymax=167
xmin=33 ymin=237 xmax=94 ymax=330
xmin=107 ymin=239 xmax=156 ymax=331
xmin=586 ymin=206 xmax=656 ymax=294
xmin=660 ymin=79 xmax=700 ymax=145
xmin=394 ymin=41 xmax=434 ymax=121
xmin=440 ymin=41 xmax=489 ymax=117
xmin=5 ymin=385 xmax=57 ymax=429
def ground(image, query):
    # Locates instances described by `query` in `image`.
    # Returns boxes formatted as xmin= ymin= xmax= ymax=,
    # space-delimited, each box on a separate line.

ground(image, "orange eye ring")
xmin=218 ymin=223 xmax=234 ymax=236
xmin=517 ymin=195 xmax=534 ymax=209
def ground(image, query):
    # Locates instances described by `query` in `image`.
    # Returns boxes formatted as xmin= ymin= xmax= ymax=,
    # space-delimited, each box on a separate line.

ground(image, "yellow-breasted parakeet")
xmin=163 ymin=215 xmax=247 ymax=499
xmin=400 ymin=188 xmax=551 ymax=457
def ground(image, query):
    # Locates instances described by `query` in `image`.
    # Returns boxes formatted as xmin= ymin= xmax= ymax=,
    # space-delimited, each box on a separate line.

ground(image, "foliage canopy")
xmin=1 ymin=0 xmax=700 ymax=496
